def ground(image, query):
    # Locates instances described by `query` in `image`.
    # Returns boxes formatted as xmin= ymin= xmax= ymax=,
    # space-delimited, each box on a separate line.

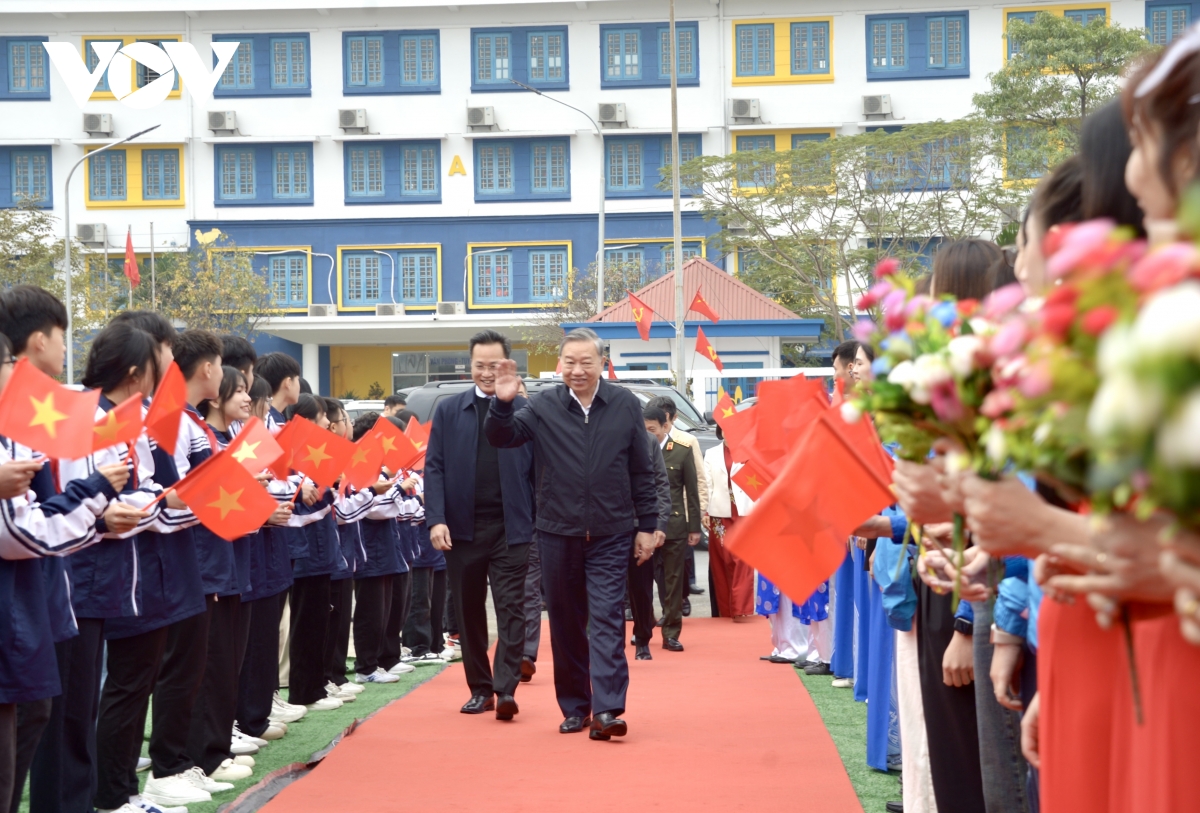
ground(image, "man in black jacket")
xmin=486 ymin=328 xmax=658 ymax=741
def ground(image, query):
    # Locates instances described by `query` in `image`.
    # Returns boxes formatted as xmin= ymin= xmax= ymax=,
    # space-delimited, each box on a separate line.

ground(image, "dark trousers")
xmin=325 ymin=579 xmax=353 ymax=685
xmin=379 ymin=571 xmax=411 ymax=672
xmin=9 ymin=697 xmax=50 ymax=813
xmin=151 ymin=601 xmax=211 ymax=778
xmin=917 ymin=584 xmax=986 ymax=813
xmin=187 ymin=595 xmax=249 ymax=776
xmin=523 ymin=536 xmax=543 ymax=661
xmin=25 ymin=618 xmax=105 ymax=813
xmin=0 ymin=705 xmax=15 ymax=813
xmin=444 ymin=522 xmax=529 ymax=698
xmin=627 ymin=548 xmax=656 ymax=647
xmin=352 ymin=575 xmax=391 ymax=676
xmin=540 ymin=530 xmax=633 ymax=719
xmin=653 ymin=538 xmax=688 ymax=640
xmin=443 ymin=585 xmax=458 ymax=636
xmin=236 ymin=591 xmax=285 ymax=738
xmin=403 ymin=568 xmax=447 ymax=657
xmin=94 ymin=623 xmax=170 ymax=810
xmin=288 ymin=575 xmax=331 ymax=706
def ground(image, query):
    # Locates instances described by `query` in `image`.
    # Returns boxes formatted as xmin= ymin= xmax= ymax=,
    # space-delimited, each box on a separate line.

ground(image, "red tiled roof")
xmin=588 ymin=258 xmax=800 ymax=323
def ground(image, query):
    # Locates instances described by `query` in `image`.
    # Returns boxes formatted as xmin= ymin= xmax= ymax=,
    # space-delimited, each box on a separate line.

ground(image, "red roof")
xmin=589 ymin=258 xmax=800 ymax=323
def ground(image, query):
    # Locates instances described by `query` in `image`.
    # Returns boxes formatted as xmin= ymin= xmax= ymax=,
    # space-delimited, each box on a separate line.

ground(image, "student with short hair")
xmin=216 ymin=335 xmax=257 ymax=388
xmin=382 ymin=394 xmax=407 ymax=418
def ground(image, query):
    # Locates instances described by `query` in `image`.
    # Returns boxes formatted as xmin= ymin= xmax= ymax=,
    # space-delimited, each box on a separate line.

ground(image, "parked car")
xmin=341 ymin=400 xmax=385 ymax=422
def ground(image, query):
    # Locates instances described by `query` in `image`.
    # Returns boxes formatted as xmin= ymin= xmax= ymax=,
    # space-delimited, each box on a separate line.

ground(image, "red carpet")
xmin=263 ymin=617 xmax=862 ymax=812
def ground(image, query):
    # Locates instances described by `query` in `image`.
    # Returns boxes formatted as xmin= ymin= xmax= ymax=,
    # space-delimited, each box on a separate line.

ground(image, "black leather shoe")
xmin=886 ymin=802 xmax=904 ymax=813
xmin=589 ymin=712 xmax=627 ymax=740
xmin=663 ymin=638 xmax=684 ymax=652
xmin=559 ymin=716 xmax=591 ymax=733
xmin=495 ymin=694 xmax=519 ymax=720
xmin=804 ymin=661 xmax=833 ymax=676
xmin=656 ymin=617 xmax=664 ymax=627
xmin=460 ymin=694 xmax=494 ymax=714
xmin=520 ymin=657 xmax=536 ymax=683
xmin=688 ymin=584 xmax=705 ymax=595
xmin=682 ymin=603 xmax=692 ymax=617
xmin=635 ymin=645 xmax=652 ymax=660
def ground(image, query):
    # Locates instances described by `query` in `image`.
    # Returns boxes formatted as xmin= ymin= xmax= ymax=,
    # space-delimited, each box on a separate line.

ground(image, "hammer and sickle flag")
xmin=688 ymin=287 xmax=720 ymax=322
xmin=695 ymin=326 xmax=724 ymax=372
xmin=628 ymin=291 xmax=653 ymax=342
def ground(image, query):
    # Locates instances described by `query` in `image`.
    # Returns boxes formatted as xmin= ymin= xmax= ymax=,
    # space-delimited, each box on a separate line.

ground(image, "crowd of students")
xmin=0 ymin=296 xmax=456 ymax=813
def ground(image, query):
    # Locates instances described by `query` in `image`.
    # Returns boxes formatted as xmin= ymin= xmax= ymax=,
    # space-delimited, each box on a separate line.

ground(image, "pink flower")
xmin=853 ymin=319 xmax=877 ymax=342
xmin=1080 ymin=305 xmax=1119 ymax=337
xmin=904 ymin=295 xmax=932 ymax=317
xmin=980 ymin=388 xmax=1016 ymax=419
xmin=989 ymin=318 xmax=1030 ymax=359
xmin=856 ymin=280 xmax=894 ymax=310
xmin=883 ymin=289 xmax=909 ymax=332
xmin=983 ymin=283 xmax=1026 ymax=320
xmin=930 ymin=380 xmax=964 ymax=422
xmin=1128 ymin=242 xmax=1200 ymax=294
xmin=1018 ymin=362 xmax=1052 ymax=399
xmin=875 ymin=257 xmax=901 ymax=279
xmin=1047 ymin=218 xmax=1116 ymax=279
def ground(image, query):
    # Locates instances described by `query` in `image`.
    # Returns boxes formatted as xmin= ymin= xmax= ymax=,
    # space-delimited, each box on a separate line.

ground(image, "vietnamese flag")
xmin=628 ymin=291 xmax=653 ymax=342
xmin=93 ymin=392 xmax=144 ymax=453
xmin=174 ymin=450 xmax=279 ymax=541
xmin=756 ymin=375 xmax=827 ymax=457
xmin=268 ymin=416 xmax=314 ymax=480
xmin=724 ymin=412 xmax=895 ymax=610
xmin=293 ymin=424 xmax=355 ymax=491
xmin=695 ymin=326 xmax=724 ymax=372
xmin=343 ymin=432 xmax=387 ymax=490
xmin=227 ymin=417 xmax=283 ymax=475
xmin=689 ymin=287 xmax=720 ymax=322
xmin=404 ymin=417 xmax=429 ymax=454
xmin=146 ymin=362 xmax=187 ymax=457
xmin=606 ymin=358 xmax=618 ymax=380
xmin=714 ymin=401 xmax=756 ymax=464
xmin=371 ymin=416 xmax=423 ymax=473
xmin=123 ymin=228 xmax=140 ymax=287
xmin=0 ymin=359 xmax=100 ymax=459
xmin=714 ymin=391 xmax=736 ymax=422
xmin=731 ymin=460 xmax=772 ymax=501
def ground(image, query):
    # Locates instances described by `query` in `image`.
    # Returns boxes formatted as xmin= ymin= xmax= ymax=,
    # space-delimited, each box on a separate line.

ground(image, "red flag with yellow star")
xmin=370 ymin=416 xmax=423 ymax=474
xmin=267 ymin=417 xmax=313 ymax=480
xmin=688 ymin=287 xmax=720 ymax=322
xmin=0 ymin=358 xmax=100 ymax=459
xmin=403 ymin=417 xmax=429 ymax=454
xmin=93 ymin=392 xmax=144 ymax=453
xmin=714 ymin=391 xmax=736 ymax=422
xmin=174 ymin=450 xmax=279 ymax=541
xmin=714 ymin=400 xmax=756 ymax=464
xmin=628 ymin=291 xmax=653 ymax=342
xmin=730 ymin=460 xmax=772 ymax=501
xmin=292 ymin=424 xmax=355 ymax=491
xmin=695 ymin=326 xmax=723 ymax=372
xmin=343 ymin=432 xmax=387 ymax=490
xmin=146 ymin=362 xmax=187 ymax=457
xmin=227 ymin=417 xmax=284 ymax=475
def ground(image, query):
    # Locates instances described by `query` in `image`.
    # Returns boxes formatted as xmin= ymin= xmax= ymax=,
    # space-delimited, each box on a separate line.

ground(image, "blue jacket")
xmin=358 ymin=518 xmax=405 ymax=579
xmin=410 ymin=521 xmax=445 ymax=570
xmin=425 ymin=389 xmax=536 ymax=546
xmin=293 ymin=497 xmax=345 ymax=578
xmin=243 ymin=526 xmax=293 ymax=602
xmin=30 ymin=464 xmax=77 ymax=642
xmin=872 ymin=506 xmax=916 ymax=631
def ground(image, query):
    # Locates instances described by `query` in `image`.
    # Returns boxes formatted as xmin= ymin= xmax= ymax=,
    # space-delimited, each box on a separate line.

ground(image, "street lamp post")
xmin=509 ymin=78 xmax=606 ymax=315
xmin=62 ymin=123 xmax=160 ymax=382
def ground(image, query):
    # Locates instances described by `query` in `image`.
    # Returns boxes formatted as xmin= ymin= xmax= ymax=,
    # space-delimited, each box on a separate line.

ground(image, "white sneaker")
xmin=210 ymin=758 xmax=253 ymax=782
xmin=181 ymin=766 xmax=232 ymax=793
xmin=386 ymin=662 xmax=416 ymax=675
xmin=401 ymin=646 xmax=412 ymax=657
xmin=831 ymin=677 xmax=855 ymax=688
xmin=326 ymin=682 xmax=357 ymax=702
xmin=136 ymin=757 xmax=152 ymax=773
xmin=355 ymin=668 xmax=400 ymax=683
xmin=142 ymin=772 xmax=212 ymax=806
xmin=97 ymin=804 xmax=143 ymax=813
xmin=411 ymin=652 xmax=444 ymax=666
xmin=130 ymin=794 xmax=187 ymax=813
xmin=233 ymin=754 xmax=255 ymax=767
xmin=259 ymin=723 xmax=286 ymax=741
xmin=441 ymin=645 xmax=462 ymax=662
xmin=229 ymin=730 xmax=260 ymax=755
xmin=233 ymin=725 xmax=269 ymax=748
xmin=269 ymin=693 xmax=307 ymax=724
xmin=306 ymin=696 xmax=343 ymax=711
xmin=336 ymin=681 xmax=364 ymax=694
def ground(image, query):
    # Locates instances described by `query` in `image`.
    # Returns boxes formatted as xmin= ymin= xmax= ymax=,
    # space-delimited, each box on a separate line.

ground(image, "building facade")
xmin=0 ymin=0 xmax=1183 ymax=394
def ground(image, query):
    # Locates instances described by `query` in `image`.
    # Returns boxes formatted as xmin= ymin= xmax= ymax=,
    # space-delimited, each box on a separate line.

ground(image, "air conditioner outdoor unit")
xmin=436 ymin=301 xmax=466 ymax=315
xmin=83 ymin=113 xmax=112 ymax=136
xmin=208 ymin=110 xmax=237 ymax=133
xmin=375 ymin=303 xmax=405 ymax=317
xmin=307 ymin=304 xmax=337 ymax=317
xmin=339 ymin=108 xmax=367 ymax=131
xmin=863 ymin=94 xmax=894 ymax=118
xmin=467 ymin=106 xmax=495 ymax=129
xmin=76 ymin=223 xmax=107 ymax=245
xmin=729 ymin=99 xmax=760 ymax=122
xmin=598 ymin=102 xmax=627 ymax=125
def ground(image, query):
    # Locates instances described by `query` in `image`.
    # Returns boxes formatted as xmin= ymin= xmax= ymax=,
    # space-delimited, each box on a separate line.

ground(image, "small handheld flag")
xmin=0 ymin=359 xmax=100 ymax=459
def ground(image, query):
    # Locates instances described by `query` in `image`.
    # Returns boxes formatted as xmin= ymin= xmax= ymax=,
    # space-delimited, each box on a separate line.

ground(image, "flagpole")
xmin=127 ymin=226 xmax=134 ymax=309
xmin=150 ymin=221 xmax=156 ymax=310
xmin=669 ymin=0 xmax=686 ymax=394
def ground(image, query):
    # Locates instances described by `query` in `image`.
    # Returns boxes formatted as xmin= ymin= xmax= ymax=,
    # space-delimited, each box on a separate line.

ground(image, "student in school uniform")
xmin=402 ymin=471 xmax=446 ymax=667
xmin=379 ymin=417 xmax=417 ymax=676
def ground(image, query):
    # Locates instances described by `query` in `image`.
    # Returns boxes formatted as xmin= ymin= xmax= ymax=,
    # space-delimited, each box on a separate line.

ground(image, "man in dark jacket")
xmin=486 ymin=328 xmax=658 ymax=741
xmin=426 ymin=330 xmax=536 ymax=721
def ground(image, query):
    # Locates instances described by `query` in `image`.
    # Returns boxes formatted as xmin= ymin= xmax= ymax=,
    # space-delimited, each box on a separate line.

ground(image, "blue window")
xmin=608 ymin=141 xmax=643 ymax=190
xmin=217 ymin=147 xmax=255 ymax=200
xmin=1148 ymin=4 xmax=1191 ymax=44
xmin=792 ymin=132 xmax=830 ymax=147
xmin=6 ymin=40 xmax=47 ymax=94
xmin=135 ymin=40 xmax=180 ymax=90
xmin=735 ymin=24 xmax=774 ymax=76
xmin=85 ymin=39 xmax=122 ymax=92
xmin=529 ymin=250 xmax=566 ymax=301
xmin=605 ymin=29 xmax=641 ymax=80
xmin=865 ymin=13 xmax=970 ymax=79
xmin=474 ymin=34 xmax=511 ymax=84
xmin=343 ymin=141 xmax=440 ymax=204
xmin=346 ymin=35 xmax=384 ymax=87
xmin=270 ymin=37 xmax=308 ymax=88
xmin=927 ymin=16 xmax=966 ymax=69
xmin=402 ymin=144 xmax=439 ymax=196
xmin=269 ymin=255 xmax=307 ymax=307
xmin=869 ymin=19 xmax=907 ymax=72
xmin=606 ymin=134 xmax=701 ymax=197
xmin=471 ymin=27 xmax=569 ymax=91
xmin=1006 ymin=12 xmax=1038 ymax=59
xmin=219 ymin=40 xmax=254 ymax=89
xmin=528 ymin=31 xmax=564 ymax=83
xmin=1005 ymin=126 xmax=1046 ymax=180
xmin=474 ymin=138 xmax=569 ymax=202
xmin=89 ymin=151 xmax=126 ymax=201
xmin=660 ymin=244 xmax=700 ymax=277
xmin=474 ymin=251 xmax=511 ymax=302
xmin=9 ymin=149 xmax=50 ymax=204
xmin=399 ymin=251 xmax=437 ymax=303
xmin=1064 ymin=8 xmax=1105 ymax=25
xmin=600 ymin=24 xmax=699 ymax=88
xmin=347 ymin=147 xmax=384 ymax=198
xmin=341 ymin=31 xmax=440 ymax=94
xmin=531 ymin=141 xmax=568 ymax=193
xmin=790 ymin=22 xmax=830 ymax=75
xmin=659 ymin=26 xmax=697 ymax=79
xmin=736 ymin=135 xmax=776 ymax=186
xmin=401 ymin=34 xmax=438 ymax=87
xmin=606 ymin=247 xmax=644 ymax=275
xmin=662 ymin=135 xmax=699 ymax=170
xmin=343 ymin=253 xmax=385 ymax=305
xmin=142 ymin=149 xmax=180 ymax=200
xmin=476 ymin=143 xmax=514 ymax=195
xmin=273 ymin=148 xmax=310 ymax=199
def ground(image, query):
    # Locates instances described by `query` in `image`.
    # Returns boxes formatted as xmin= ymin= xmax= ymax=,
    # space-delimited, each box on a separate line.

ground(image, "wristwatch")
xmin=953 ymin=617 xmax=974 ymax=636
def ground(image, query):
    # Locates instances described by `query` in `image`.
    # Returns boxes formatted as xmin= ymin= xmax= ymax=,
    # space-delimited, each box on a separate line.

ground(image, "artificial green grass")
xmin=795 ymin=669 xmax=900 ymax=813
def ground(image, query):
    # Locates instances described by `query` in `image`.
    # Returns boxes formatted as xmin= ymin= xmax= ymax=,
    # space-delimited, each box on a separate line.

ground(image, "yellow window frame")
xmin=336 ymin=243 xmax=444 ymax=313
xmin=1002 ymin=4 xmax=1111 ymax=61
xmin=82 ymin=35 xmax=184 ymax=101
xmin=731 ymin=128 xmax=837 ymax=194
xmin=83 ymin=143 xmax=186 ymax=209
xmin=466 ymin=240 xmax=573 ymax=310
xmin=731 ymin=17 xmax=835 ymax=86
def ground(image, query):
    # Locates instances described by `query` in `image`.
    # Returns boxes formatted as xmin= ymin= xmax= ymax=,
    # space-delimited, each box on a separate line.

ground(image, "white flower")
xmin=1130 ymin=281 xmax=1200 ymax=359
xmin=840 ymin=401 xmax=863 ymax=424
xmin=968 ymin=317 xmax=997 ymax=337
xmin=1157 ymin=391 xmax=1200 ymax=468
xmin=945 ymin=450 xmax=971 ymax=476
xmin=1097 ymin=323 xmax=1137 ymax=376
xmin=947 ymin=335 xmax=984 ymax=378
xmin=1088 ymin=371 xmax=1164 ymax=437
xmin=1033 ymin=421 xmax=1052 ymax=446
xmin=985 ymin=424 xmax=1008 ymax=465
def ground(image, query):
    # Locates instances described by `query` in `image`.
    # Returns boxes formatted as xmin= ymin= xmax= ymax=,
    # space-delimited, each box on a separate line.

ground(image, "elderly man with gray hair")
xmin=485 ymin=327 xmax=659 ymax=741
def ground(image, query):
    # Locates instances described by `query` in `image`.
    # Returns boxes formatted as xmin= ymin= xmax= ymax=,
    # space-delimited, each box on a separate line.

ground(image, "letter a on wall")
xmin=448 ymin=155 xmax=466 ymax=176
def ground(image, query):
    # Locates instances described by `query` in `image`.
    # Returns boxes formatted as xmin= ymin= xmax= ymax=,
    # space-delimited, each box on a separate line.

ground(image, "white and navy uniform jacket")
xmin=176 ymin=404 xmax=243 ymax=597
xmin=331 ymin=487 xmax=372 ymax=582
xmin=210 ymin=424 xmax=256 ymax=598
xmin=358 ymin=476 xmax=408 ymax=580
xmin=396 ymin=480 xmax=421 ymax=570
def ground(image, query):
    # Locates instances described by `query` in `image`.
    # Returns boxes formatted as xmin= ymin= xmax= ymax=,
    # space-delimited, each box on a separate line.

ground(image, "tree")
xmin=519 ymin=259 xmax=650 ymax=357
xmin=973 ymin=13 xmax=1154 ymax=170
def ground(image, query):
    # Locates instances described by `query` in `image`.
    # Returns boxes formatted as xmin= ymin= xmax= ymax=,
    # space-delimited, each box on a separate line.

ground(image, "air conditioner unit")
xmin=375 ymin=303 xmax=405 ymax=317
xmin=729 ymin=99 xmax=760 ymax=122
xmin=598 ymin=102 xmax=627 ymax=125
xmin=863 ymin=94 xmax=894 ymax=118
xmin=339 ymin=108 xmax=367 ymax=131
xmin=467 ymin=106 xmax=495 ymax=129
xmin=76 ymin=223 xmax=107 ymax=245
xmin=436 ymin=301 xmax=466 ymax=315
xmin=82 ymin=113 xmax=112 ymax=136
xmin=208 ymin=110 xmax=237 ymax=133
xmin=725 ymin=216 xmax=750 ymax=234
xmin=307 ymin=304 xmax=337 ymax=317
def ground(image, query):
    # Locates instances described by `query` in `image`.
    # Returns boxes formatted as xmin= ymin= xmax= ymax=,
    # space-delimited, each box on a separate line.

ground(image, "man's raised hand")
xmin=494 ymin=359 xmax=521 ymax=403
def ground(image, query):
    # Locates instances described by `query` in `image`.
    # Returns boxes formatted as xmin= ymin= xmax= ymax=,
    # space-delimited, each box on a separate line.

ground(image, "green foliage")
xmin=340 ymin=390 xmax=361 ymax=401
xmin=367 ymin=381 xmax=385 ymax=399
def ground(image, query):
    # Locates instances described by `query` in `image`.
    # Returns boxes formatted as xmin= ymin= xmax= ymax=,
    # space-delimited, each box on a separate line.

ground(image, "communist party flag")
xmin=174 ymin=451 xmax=279 ymax=541
xmin=93 ymin=392 xmax=144 ymax=453
xmin=123 ymin=228 xmax=140 ymax=287
xmin=0 ymin=359 xmax=99 ymax=459
xmin=724 ymin=412 xmax=895 ymax=610
xmin=146 ymin=362 xmax=187 ymax=457
xmin=695 ymin=326 xmax=723 ymax=372
xmin=369 ymin=416 xmax=423 ymax=474
xmin=628 ymin=291 xmax=653 ymax=342
xmin=343 ymin=432 xmax=387 ymax=490
xmin=293 ymin=424 xmax=355 ymax=491
xmin=226 ymin=417 xmax=283 ymax=475
xmin=731 ymin=460 xmax=771 ymax=501
xmin=688 ymin=287 xmax=720 ymax=322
